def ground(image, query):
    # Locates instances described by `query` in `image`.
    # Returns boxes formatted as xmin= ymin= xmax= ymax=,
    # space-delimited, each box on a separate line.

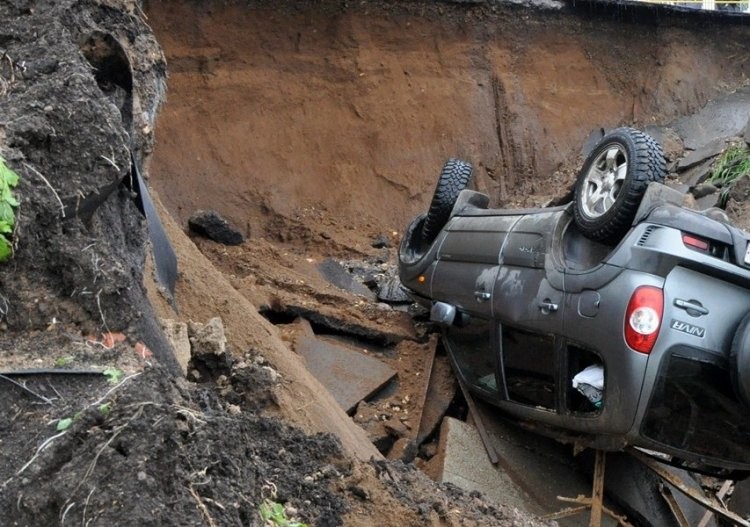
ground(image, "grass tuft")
xmin=710 ymin=145 xmax=750 ymax=187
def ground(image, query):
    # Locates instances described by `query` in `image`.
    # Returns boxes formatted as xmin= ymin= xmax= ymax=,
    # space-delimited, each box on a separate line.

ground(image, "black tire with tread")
xmin=573 ymin=128 xmax=666 ymax=243
xmin=421 ymin=159 xmax=473 ymax=244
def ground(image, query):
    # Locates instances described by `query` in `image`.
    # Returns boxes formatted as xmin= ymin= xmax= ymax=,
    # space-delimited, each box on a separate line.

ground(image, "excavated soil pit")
xmin=147 ymin=0 xmax=750 ymax=252
xmin=3 ymin=1 xmax=745 ymax=526
xmin=141 ymin=0 xmax=750 ymax=522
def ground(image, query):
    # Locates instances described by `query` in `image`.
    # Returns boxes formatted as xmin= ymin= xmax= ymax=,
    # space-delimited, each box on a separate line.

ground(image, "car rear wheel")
xmin=731 ymin=312 xmax=750 ymax=408
xmin=421 ymin=159 xmax=473 ymax=244
xmin=573 ymin=128 xmax=666 ymax=243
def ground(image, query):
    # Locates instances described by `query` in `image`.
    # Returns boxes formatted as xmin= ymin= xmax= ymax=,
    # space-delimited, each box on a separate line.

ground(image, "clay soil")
xmin=0 ymin=0 xmax=749 ymax=526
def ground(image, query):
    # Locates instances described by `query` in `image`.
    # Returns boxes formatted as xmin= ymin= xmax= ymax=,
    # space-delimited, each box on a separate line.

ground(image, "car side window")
xmin=444 ymin=316 xmax=499 ymax=395
xmin=502 ymin=325 xmax=557 ymax=410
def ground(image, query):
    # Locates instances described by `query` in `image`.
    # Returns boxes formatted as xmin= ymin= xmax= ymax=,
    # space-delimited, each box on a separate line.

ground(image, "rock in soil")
xmin=371 ymin=234 xmax=392 ymax=249
xmin=188 ymin=317 xmax=227 ymax=357
xmin=678 ymin=138 xmax=727 ymax=171
xmin=188 ymin=209 xmax=245 ymax=245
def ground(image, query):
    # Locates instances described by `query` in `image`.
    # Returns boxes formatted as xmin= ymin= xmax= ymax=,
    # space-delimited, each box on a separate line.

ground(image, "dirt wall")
xmin=146 ymin=0 xmax=750 ymax=252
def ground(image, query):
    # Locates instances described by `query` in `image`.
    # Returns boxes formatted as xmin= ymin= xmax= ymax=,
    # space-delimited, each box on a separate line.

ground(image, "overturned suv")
xmin=399 ymin=128 xmax=750 ymax=475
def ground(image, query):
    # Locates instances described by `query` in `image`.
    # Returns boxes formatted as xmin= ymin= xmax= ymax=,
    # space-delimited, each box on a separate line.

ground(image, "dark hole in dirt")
xmin=257 ymin=306 xmax=298 ymax=325
xmin=259 ymin=305 xmax=401 ymax=346
xmin=113 ymin=441 xmax=130 ymax=457
xmin=79 ymin=31 xmax=133 ymax=127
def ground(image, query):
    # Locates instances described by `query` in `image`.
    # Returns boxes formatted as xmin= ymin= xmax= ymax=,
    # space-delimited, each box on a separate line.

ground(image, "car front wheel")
xmin=421 ymin=158 xmax=473 ymax=244
xmin=573 ymin=127 xmax=666 ymax=243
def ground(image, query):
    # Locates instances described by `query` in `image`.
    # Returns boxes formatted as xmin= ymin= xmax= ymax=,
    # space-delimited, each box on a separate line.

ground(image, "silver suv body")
xmin=399 ymin=183 xmax=750 ymax=474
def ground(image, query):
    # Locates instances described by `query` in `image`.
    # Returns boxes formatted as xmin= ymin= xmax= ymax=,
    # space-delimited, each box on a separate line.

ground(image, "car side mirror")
xmin=430 ymin=302 xmax=457 ymax=327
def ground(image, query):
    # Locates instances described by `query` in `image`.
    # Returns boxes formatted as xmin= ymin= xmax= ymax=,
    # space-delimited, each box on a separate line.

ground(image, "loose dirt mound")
xmin=0 ymin=0 xmax=177 ymax=369
xmin=0 ymin=359 xmax=349 ymax=526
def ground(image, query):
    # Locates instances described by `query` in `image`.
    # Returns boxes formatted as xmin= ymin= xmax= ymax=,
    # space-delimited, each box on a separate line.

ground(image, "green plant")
xmin=0 ymin=157 xmax=19 ymax=262
xmin=99 ymin=402 xmax=112 ymax=417
xmin=710 ymin=145 xmax=750 ymax=187
xmin=102 ymin=367 xmax=124 ymax=384
xmin=56 ymin=411 xmax=82 ymax=431
xmin=259 ymin=499 xmax=308 ymax=527
xmin=54 ymin=356 xmax=74 ymax=368
xmin=56 ymin=417 xmax=73 ymax=431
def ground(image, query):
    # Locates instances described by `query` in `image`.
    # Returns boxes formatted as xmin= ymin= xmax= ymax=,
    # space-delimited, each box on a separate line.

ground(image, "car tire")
xmin=573 ymin=128 xmax=666 ymax=243
xmin=730 ymin=312 xmax=750 ymax=408
xmin=421 ymin=159 xmax=473 ymax=244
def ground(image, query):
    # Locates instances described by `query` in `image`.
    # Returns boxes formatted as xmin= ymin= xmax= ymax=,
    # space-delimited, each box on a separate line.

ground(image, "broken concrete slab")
xmin=677 ymin=138 xmax=727 ymax=171
xmin=745 ymin=116 xmax=750 ymax=145
xmin=188 ymin=209 xmax=244 ymax=245
xmin=730 ymin=174 xmax=750 ymax=203
xmin=376 ymin=275 xmax=411 ymax=304
xmin=674 ymin=85 xmax=750 ymax=150
xmin=290 ymin=319 xmax=396 ymax=413
xmin=318 ymin=258 xmax=374 ymax=299
xmin=264 ymin=303 xmax=414 ymax=345
xmin=433 ymin=417 xmax=539 ymax=517
xmin=160 ymin=318 xmax=190 ymax=374
xmin=664 ymin=176 xmax=690 ymax=195
xmin=417 ymin=355 xmax=457 ymax=444
xmin=695 ymin=191 xmax=721 ymax=210
xmin=474 ymin=402 xmax=621 ymax=526
xmin=691 ymin=182 xmax=719 ymax=199
xmin=188 ymin=317 xmax=227 ymax=357
xmin=681 ymin=158 xmax=715 ymax=188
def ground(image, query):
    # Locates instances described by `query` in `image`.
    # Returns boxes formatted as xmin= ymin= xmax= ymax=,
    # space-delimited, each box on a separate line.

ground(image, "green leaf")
xmin=54 ymin=356 xmax=74 ymax=368
xmin=99 ymin=402 xmax=112 ymax=417
xmin=259 ymin=501 xmax=273 ymax=521
xmin=4 ymin=194 xmax=18 ymax=207
xmin=57 ymin=418 xmax=73 ymax=431
xmin=258 ymin=499 xmax=308 ymax=527
xmin=0 ymin=221 xmax=11 ymax=234
xmin=0 ymin=201 xmax=14 ymax=226
xmin=0 ymin=236 xmax=11 ymax=262
xmin=0 ymin=159 xmax=19 ymax=187
xmin=102 ymin=367 xmax=124 ymax=384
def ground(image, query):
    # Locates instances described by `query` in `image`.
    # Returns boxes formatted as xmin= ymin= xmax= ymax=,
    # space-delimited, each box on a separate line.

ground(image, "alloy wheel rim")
xmin=580 ymin=144 xmax=628 ymax=219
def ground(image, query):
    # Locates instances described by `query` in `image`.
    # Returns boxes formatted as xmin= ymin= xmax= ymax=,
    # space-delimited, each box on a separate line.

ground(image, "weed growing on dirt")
xmin=56 ymin=410 xmax=83 ymax=431
xmin=0 ymin=157 xmax=19 ymax=262
xmin=102 ymin=367 xmax=123 ymax=384
xmin=56 ymin=418 xmax=73 ymax=432
xmin=259 ymin=499 xmax=309 ymax=527
xmin=54 ymin=356 xmax=74 ymax=368
xmin=711 ymin=145 xmax=750 ymax=186
xmin=259 ymin=481 xmax=309 ymax=527
xmin=710 ymin=145 xmax=750 ymax=207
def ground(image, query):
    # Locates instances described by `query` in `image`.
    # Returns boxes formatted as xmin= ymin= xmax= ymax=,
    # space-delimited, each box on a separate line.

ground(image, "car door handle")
xmin=674 ymin=298 xmax=709 ymax=316
xmin=539 ymin=300 xmax=558 ymax=313
xmin=474 ymin=291 xmax=491 ymax=302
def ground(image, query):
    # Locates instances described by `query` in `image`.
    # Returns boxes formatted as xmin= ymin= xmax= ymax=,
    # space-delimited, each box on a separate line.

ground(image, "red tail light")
xmin=624 ymin=286 xmax=664 ymax=354
xmin=682 ymin=233 xmax=709 ymax=252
